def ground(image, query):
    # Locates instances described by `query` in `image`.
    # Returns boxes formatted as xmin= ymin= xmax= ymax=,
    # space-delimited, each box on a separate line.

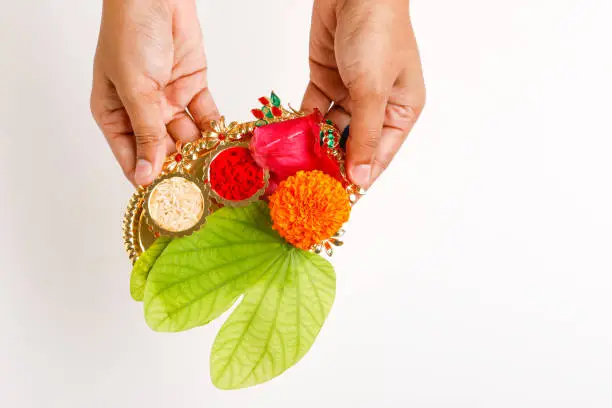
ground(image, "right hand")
xmin=302 ymin=0 xmax=426 ymax=189
xmin=90 ymin=0 xmax=219 ymax=186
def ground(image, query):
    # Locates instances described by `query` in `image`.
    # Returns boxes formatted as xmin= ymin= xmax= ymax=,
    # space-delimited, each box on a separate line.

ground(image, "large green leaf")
xmin=139 ymin=201 xmax=337 ymax=388
xmin=130 ymin=236 xmax=172 ymax=301
xmin=144 ymin=202 xmax=288 ymax=332
xmin=210 ymin=248 xmax=336 ymax=389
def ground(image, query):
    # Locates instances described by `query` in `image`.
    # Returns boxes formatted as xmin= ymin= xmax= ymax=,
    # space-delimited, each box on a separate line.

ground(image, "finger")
xmin=324 ymin=104 xmax=351 ymax=131
xmin=188 ymin=87 xmax=220 ymax=131
xmin=92 ymin=101 xmax=175 ymax=183
xmin=346 ymin=86 xmax=388 ymax=189
xmin=119 ymin=91 xmax=167 ymax=186
xmin=164 ymin=135 xmax=177 ymax=153
xmin=371 ymin=105 xmax=417 ymax=184
xmin=91 ymin=71 xmax=140 ymax=183
xmin=167 ymin=111 xmax=201 ymax=143
xmin=370 ymin=55 xmax=426 ymax=183
xmin=95 ymin=108 xmax=138 ymax=183
xmin=301 ymin=81 xmax=332 ymax=114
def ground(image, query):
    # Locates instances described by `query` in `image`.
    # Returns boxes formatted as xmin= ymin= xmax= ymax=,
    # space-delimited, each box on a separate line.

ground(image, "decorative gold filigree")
xmin=122 ymin=188 xmax=146 ymax=264
xmin=313 ymin=229 xmax=346 ymax=257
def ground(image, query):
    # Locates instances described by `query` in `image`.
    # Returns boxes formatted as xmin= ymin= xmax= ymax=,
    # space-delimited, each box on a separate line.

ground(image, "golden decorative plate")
xmin=122 ymin=94 xmax=363 ymax=263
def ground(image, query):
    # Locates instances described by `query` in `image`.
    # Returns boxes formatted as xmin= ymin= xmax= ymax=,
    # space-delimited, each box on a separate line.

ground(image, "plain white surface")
xmin=1 ymin=0 xmax=611 ymax=407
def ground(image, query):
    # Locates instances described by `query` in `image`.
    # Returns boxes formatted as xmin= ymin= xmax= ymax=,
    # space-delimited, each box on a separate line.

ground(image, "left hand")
xmin=90 ymin=0 xmax=219 ymax=186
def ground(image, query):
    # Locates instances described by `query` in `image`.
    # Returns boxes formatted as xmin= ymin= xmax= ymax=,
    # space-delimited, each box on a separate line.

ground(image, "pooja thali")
xmin=122 ymin=93 xmax=363 ymax=263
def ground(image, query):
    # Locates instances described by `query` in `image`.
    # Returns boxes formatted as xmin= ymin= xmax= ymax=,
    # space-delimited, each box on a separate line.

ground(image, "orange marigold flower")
xmin=269 ymin=170 xmax=350 ymax=250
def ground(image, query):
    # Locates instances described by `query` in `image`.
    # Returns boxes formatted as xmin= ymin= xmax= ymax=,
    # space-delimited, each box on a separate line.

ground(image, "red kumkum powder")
xmin=209 ymin=146 xmax=265 ymax=201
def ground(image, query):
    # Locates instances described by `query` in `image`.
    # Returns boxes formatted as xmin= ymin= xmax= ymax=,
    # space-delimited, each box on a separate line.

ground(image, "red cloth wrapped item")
xmin=250 ymin=110 xmax=343 ymax=194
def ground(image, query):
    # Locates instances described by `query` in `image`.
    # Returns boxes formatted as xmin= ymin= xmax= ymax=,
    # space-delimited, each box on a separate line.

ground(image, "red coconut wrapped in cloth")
xmin=250 ymin=110 xmax=344 ymax=194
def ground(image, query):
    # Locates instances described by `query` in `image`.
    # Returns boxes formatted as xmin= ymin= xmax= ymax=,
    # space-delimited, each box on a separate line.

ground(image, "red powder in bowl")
xmin=209 ymin=146 xmax=265 ymax=201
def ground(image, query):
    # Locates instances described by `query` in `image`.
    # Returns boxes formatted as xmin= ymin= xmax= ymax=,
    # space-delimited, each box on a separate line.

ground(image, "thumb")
xmin=346 ymin=88 xmax=387 ymax=189
xmin=122 ymin=93 xmax=167 ymax=186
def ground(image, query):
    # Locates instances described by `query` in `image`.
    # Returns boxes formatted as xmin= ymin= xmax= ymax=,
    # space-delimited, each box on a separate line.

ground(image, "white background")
xmin=1 ymin=0 xmax=611 ymax=407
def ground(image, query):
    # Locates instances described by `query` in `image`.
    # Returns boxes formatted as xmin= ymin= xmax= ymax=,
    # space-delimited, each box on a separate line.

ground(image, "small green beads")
xmin=325 ymin=129 xmax=335 ymax=148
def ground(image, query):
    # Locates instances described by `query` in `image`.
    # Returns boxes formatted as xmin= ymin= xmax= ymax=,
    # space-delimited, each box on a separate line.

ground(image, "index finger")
xmin=91 ymin=73 xmax=138 ymax=183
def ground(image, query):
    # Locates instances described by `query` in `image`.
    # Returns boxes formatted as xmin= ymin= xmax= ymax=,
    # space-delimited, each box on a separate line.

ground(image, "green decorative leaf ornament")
xmin=262 ymin=105 xmax=274 ymax=119
xmin=270 ymin=91 xmax=281 ymax=107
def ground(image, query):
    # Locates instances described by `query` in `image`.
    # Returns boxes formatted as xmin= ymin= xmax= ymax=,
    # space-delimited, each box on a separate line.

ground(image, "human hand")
xmin=91 ymin=0 xmax=219 ymax=186
xmin=302 ymin=0 xmax=426 ymax=189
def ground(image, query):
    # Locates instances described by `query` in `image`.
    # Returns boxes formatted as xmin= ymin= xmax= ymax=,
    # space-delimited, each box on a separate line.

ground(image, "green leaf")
xmin=270 ymin=91 xmax=281 ymax=107
xmin=143 ymin=202 xmax=289 ymax=332
xmin=210 ymin=249 xmax=336 ymax=389
xmin=139 ymin=201 xmax=337 ymax=388
xmin=130 ymin=236 xmax=172 ymax=301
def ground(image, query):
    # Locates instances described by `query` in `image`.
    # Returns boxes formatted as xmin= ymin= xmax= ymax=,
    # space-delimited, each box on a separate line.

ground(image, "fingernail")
xmin=350 ymin=164 xmax=372 ymax=189
xmin=370 ymin=163 xmax=384 ymax=185
xmin=134 ymin=159 xmax=153 ymax=186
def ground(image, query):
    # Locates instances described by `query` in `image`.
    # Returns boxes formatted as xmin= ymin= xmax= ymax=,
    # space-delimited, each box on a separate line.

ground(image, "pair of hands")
xmin=91 ymin=0 xmax=425 ymax=189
